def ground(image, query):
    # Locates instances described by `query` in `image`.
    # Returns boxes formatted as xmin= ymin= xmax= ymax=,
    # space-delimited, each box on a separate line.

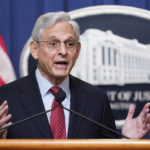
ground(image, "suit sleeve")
xmin=101 ymin=94 xmax=121 ymax=138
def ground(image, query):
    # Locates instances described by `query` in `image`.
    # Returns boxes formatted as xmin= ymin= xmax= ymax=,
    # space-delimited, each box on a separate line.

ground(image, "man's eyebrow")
xmin=48 ymin=36 xmax=76 ymax=41
xmin=48 ymin=36 xmax=57 ymax=40
xmin=66 ymin=37 xmax=76 ymax=41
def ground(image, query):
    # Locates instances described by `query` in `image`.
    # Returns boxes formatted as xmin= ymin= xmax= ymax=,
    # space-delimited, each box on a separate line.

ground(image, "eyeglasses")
xmin=37 ymin=39 xmax=78 ymax=51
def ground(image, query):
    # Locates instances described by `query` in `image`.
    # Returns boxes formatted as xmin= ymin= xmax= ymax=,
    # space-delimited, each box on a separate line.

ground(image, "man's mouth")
xmin=54 ymin=61 xmax=68 ymax=69
xmin=55 ymin=61 xmax=68 ymax=65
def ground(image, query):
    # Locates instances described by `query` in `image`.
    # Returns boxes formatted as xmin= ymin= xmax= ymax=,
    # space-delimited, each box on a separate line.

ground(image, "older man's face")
xmin=32 ymin=22 xmax=80 ymax=84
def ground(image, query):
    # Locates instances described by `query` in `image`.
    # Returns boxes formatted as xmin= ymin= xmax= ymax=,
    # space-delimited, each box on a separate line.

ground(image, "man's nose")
xmin=58 ymin=42 xmax=67 ymax=55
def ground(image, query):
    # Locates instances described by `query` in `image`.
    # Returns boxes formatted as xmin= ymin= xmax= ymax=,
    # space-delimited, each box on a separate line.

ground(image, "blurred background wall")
xmin=0 ymin=0 xmax=150 ymax=78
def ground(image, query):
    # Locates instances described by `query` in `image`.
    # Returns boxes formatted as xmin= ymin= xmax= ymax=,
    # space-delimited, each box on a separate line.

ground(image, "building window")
xmin=108 ymin=47 xmax=111 ymax=65
xmin=102 ymin=46 xmax=105 ymax=65
xmin=114 ymin=49 xmax=117 ymax=66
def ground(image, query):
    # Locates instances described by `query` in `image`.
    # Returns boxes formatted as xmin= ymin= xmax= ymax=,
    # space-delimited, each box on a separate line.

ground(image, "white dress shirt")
xmin=35 ymin=68 xmax=70 ymax=136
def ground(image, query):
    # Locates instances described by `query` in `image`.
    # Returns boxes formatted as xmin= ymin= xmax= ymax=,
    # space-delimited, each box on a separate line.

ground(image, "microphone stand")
xmin=61 ymin=105 xmax=130 ymax=139
xmin=0 ymin=103 xmax=60 ymax=132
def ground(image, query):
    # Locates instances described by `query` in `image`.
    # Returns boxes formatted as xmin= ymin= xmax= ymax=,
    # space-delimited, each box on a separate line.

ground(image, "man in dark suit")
xmin=0 ymin=11 xmax=150 ymax=139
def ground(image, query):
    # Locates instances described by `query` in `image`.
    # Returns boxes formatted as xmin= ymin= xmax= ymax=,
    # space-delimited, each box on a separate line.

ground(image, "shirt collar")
xmin=35 ymin=68 xmax=70 ymax=99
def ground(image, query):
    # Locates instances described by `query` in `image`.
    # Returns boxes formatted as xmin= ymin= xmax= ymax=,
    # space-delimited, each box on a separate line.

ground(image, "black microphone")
xmin=56 ymin=89 xmax=130 ymax=139
xmin=55 ymin=89 xmax=66 ymax=103
xmin=0 ymin=90 xmax=65 ymax=131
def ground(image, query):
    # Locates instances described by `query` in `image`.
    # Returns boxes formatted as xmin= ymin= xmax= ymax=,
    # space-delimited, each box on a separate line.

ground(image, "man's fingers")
xmin=126 ymin=104 xmax=135 ymax=120
xmin=0 ymin=121 xmax=12 ymax=132
xmin=0 ymin=101 xmax=11 ymax=139
xmin=145 ymin=114 xmax=150 ymax=124
xmin=0 ymin=101 xmax=7 ymax=109
xmin=0 ymin=115 xmax=12 ymax=139
xmin=139 ymin=103 xmax=150 ymax=118
xmin=142 ymin=113 xmax=150 ymax=130
xmin=0 ymin=121 xmax=12 ymax=139
xmin=0 ymin=101 xmax=9 ymax=118
xmin=146 ymin=123 xmax=150 ymax=131
xmin=0 ymin=114 xmax=12 ymax=127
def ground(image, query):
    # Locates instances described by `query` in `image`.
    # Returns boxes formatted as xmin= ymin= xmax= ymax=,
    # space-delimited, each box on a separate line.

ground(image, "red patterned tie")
xmin=50 ymin=86 xmax=66 ymax=139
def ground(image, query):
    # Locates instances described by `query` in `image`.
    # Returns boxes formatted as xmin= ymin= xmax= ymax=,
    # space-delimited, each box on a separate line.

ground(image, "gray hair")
xmin=32 ymin=11 xmax=80 ymax=42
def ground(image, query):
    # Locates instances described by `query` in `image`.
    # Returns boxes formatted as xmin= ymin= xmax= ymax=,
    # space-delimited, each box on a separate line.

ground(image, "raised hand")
xmin=0 ymin=100 xmax=12 ymax=138
xmin=122 ymin=103 xmax=150 ymax=139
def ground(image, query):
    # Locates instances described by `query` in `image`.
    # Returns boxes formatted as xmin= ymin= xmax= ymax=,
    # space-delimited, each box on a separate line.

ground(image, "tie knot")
xmin=50 ymin=86 xmax=61 ymax=96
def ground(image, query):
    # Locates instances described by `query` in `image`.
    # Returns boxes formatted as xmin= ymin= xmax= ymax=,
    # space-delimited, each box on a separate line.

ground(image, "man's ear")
xmin=30 ymin=41 xmax=39 ymax=59
xmin=76 ymin=42 xmax=81 ymax=59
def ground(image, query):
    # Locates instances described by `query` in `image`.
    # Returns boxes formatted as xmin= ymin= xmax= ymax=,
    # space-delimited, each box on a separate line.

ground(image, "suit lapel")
xmin=67 ymin=76 xmax=88 ymax=138
xmin=18 ymin=72 xmax=53 ymax=138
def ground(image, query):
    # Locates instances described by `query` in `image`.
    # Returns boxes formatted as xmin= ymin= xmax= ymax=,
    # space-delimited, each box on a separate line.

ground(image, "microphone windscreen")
xmin=55 ymin=89 xmax=66 ymax=103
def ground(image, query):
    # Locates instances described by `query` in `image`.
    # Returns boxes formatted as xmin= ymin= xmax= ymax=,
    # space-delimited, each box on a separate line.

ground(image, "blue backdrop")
xmin=0 ymin=0 xmax=150 ymax=78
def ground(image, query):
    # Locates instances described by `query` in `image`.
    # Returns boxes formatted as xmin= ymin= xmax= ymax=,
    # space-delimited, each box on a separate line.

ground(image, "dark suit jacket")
xmin=0 ymin=71 xmax=119 ymax=139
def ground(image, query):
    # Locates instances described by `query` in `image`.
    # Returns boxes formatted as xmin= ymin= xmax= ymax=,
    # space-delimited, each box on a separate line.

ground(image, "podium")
xmin=0 ymin=139 xmax=150 ymax=150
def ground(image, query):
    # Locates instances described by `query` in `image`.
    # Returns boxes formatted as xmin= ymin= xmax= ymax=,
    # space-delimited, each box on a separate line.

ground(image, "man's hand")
xmin=0 ymin=101 xmax=12 ymax=138
xmin=122 ymin=103 xmax=150 ymax=139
